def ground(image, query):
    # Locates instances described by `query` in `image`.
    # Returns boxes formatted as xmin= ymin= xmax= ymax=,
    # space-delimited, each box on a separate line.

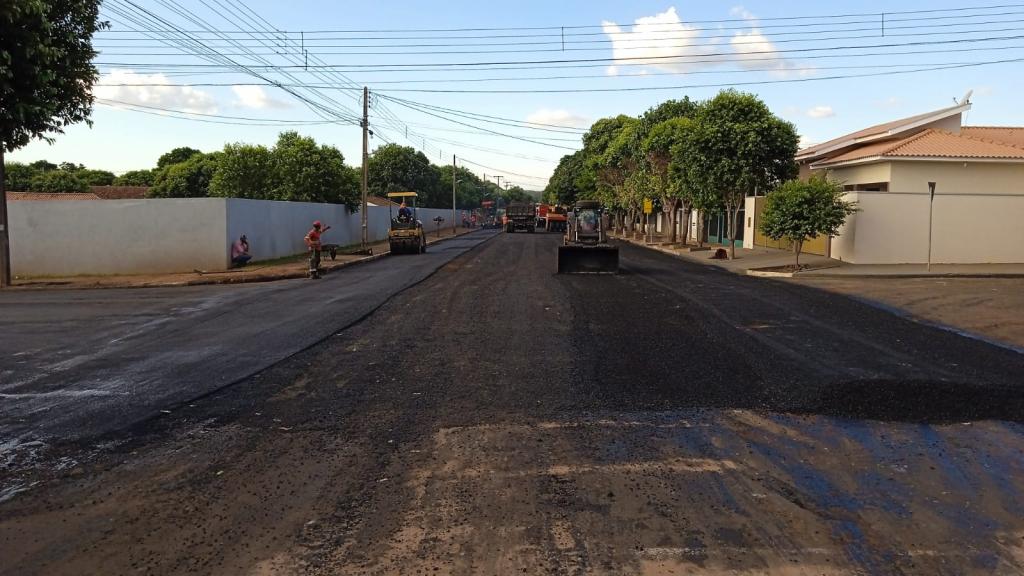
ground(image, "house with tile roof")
xmin=744 ymin=99 xmax=1024 ymax=264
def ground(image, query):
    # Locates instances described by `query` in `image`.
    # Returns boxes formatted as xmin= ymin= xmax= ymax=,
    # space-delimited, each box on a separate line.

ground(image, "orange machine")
xmin=545 ymin=205 xmax=568 ymax=232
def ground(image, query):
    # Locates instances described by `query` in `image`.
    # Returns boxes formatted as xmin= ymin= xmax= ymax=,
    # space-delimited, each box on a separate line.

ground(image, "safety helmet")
xmin=313 ymin=220 xmax=322 ymax=228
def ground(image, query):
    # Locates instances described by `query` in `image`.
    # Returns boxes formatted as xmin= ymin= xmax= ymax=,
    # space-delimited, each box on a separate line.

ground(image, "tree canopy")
xmin=0 ymin=0 xmax=106 ymax=152
xmin=759 ymin=176 xmax=857 ymax=266
xmin=157 ymin=147 xmax=203 ymax=169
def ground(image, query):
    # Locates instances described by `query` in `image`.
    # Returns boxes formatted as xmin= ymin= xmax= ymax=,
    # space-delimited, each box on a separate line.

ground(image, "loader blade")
xmin=557 ymin=245 xmax=619 ymax=274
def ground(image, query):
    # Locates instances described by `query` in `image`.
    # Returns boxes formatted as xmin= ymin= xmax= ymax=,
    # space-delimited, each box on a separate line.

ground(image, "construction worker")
xmin=398 ymin=200 xmax=412 ymax=222
xmin=304 ymin=220 xmax=331 ymax=278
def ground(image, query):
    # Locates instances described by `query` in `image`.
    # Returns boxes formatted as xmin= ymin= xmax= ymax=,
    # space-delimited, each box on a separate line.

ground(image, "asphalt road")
xmin=0 ymin=229 xmax=497 ymax=444
xmin=2 ymin=230 xmax=1024 ymax=575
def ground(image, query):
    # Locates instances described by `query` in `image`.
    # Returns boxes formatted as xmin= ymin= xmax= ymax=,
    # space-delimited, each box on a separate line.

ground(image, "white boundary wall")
xmin=9 ymin=198 xmax=465 ymax=276
xmin=9 ymin=198 xmax=228 ymax=276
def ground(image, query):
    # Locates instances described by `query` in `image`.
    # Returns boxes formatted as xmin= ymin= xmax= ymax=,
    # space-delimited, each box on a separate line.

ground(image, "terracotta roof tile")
xmin=813 ymin=129 xmax=1024 ymax=166
xmin=960 ymin=126 xmax=1024 ymax=149
xmin=797 ymin=103 xmax=967 ymax=158
xmin=8 ymin=192 xmax=101 ymax=201
xmin=90 ymin=186 xmax=149 ymax=199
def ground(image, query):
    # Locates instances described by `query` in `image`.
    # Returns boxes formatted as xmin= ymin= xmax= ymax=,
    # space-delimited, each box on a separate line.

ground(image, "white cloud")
xmin=601 ymin=7 xmax=720 ymax=75
xmin=526 ymin=108 xmax=590 ymax=128
xmin=728 ymin=6 xmax=813 ymax=78
xmin=798 ymin=136 xmax=818 ymax=150
xmin=806 ymin=105 xmax=835 ymax=118
xmin=95 ymin=70 xmax=217 ymax=114
xmin=600 ymin=6 xmax=811 ymax=78
xmin=231 ymin=85 xmax=290 ymax=110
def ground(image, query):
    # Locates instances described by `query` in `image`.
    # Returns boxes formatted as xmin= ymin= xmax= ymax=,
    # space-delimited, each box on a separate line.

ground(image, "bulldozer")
xmin=386 ymin=191 xmax=427 ymax=254
xmin=557 ymin=200 xmax=619 ymax=274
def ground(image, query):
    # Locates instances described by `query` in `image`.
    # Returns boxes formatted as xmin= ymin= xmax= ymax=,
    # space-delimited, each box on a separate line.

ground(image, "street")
xmin=2 ymin=231 xmax=1024 ymax=575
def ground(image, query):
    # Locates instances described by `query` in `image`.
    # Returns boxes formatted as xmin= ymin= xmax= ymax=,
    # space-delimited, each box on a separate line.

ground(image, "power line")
xmin=90 ymin=3 xmax=1024 ymax=34
xmin=95 ymin=56 xmax=1024 ymax=88
xmin=92 ymin=18 xmax=1024 ymax=55
xmin=93 ymin=32 xmax=1024 ymax=69
xmin=361 ymin=56 xmax=1024 ymax=93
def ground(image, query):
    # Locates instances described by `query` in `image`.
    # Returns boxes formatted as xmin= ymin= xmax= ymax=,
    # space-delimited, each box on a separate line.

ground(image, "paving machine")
xmin=387 ymin=191 xmax=427 ymax=254
xmin=557 ymin=200 xmax=619 ymax=274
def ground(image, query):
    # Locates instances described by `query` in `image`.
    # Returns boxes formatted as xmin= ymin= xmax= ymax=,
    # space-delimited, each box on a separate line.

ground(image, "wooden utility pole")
xmin=361 ymin=86 xmax=369 ymax=249
xmin=0 ymin=147 xmax=9 ymax=287
xmin=451 ymin=154 xmax=457 ymax=235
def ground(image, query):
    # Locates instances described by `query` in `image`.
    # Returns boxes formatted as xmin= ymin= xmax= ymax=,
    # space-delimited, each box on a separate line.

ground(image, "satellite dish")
xmin=960 ymin=89 xmax=973 ymax=105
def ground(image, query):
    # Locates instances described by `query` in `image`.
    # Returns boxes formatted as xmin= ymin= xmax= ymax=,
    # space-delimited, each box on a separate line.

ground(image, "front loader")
xmin=557 ymin=200 xmax=619 ymax=274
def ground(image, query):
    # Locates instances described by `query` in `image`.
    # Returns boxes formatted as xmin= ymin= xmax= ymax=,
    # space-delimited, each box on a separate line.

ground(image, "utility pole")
xmin=927 ymin=181 xmax=936 ymax=271
xmin=0 ymin=146 xmax=9 ymax=288
xmin=361 ymin=86 xmax=369 ymax=249
xmin=451 ymin=154 xmax=457 ymax=236
xmin=494 ymin=175 xmax=503 ymax=188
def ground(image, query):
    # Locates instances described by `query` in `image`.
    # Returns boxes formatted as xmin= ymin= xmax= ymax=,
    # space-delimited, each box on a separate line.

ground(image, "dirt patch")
xmin=796 ymin=276 xmax=1024 ymax=350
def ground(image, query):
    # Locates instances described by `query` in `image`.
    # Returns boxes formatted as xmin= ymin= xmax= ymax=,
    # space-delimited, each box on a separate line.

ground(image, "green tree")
xmin=644 ymin=117 xmax=695 ymax=244
xmin=29 ymin=159 xmax=57 ymax=172
xmin=209 ymin=143 xmax=273 ymax=200
xmin=759 ymin=176 xmax=857 ymax=267
xmin=79 ymin=169 xmax=115 ymax=186
xmin=271 ymin=131 xmax=360 ymax=209
xmin=1 ymin=0 xmax=105 ymax=152
xmin=367 ymin=143 xmax=442 ymax=205
xmin=113 ymin=169 xmax=155 ymax=186
xmin=3 ymin=162 xmax=40 ymax=191
xmin=687 ymin=90 xmax=799 ymax=258
xmin=30 ymin=169 xmax=88 ymax=193
xmin=501 ymin=185 xmax=532 ymax=204
xmin=157 ymin=146 xmax=203 ymax=169
xmin=577 ymin=115 xmax=638 ymax=231
xmin=149 ymin=153 xmax=219 ymax=198
xmin=544 ymin=150 xmax=593 ymax=206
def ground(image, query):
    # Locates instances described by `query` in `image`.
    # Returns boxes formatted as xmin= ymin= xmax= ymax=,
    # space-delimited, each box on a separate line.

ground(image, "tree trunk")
xmin=668 ymin=200 xmax=679 ymax=244
xmin=625 ymin=210 xmax=635 ymax=233
xmin=727 ymin=200 xmax=741 ymax=260
xmin=0 ymin=146 xmax=10 ymax=288
xmin=681 ymin=206 xmax=692 ymax=245
xmin=696 ymin=211 xmax=704 ymax=248
xmin=794 ymin=240 xmax=803 ymax=267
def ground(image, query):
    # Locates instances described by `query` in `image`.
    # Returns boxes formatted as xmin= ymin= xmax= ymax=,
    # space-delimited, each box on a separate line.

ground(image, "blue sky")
xmin=10 ymin=0 xmax=1024 ymax=189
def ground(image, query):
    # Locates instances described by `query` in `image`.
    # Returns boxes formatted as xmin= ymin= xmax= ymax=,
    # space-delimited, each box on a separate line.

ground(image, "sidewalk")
xmin=11 ymin=226 xmax=479 ymax=290
xmin=614 ymin=232 xmax=1024 ymax=278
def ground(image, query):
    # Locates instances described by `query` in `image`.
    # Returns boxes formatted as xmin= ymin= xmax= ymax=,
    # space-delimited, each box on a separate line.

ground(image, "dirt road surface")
xmin=2 ymin=232 xmax=1023 ymax=575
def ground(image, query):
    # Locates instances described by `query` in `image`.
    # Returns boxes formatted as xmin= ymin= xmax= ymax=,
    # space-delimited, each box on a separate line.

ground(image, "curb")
xmin=11 ymin=230 xmax=481 ymax=291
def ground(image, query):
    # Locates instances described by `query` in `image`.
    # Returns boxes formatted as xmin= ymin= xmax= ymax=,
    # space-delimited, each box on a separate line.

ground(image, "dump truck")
xmin=557 ymin=200 xmax=619 ymax=274
xmin=505 ymin=202 xmax=536 ymax=233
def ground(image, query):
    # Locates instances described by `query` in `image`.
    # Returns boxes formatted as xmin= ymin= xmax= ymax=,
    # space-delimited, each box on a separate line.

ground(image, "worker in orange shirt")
xmin=304 ymin=220 xmax=332 ymax=279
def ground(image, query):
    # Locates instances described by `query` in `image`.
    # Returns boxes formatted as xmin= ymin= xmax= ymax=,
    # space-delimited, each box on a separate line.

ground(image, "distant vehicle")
xmin=536 ymin=203 xmax=550 ymax=229
xmin=386 ymin=191 xmax=427 ymax=254
xmin=505 ymin=202 xmax=536 ymax=233
xmin=557 ymin=200 xmax=619 ymax=274
xmin=545 ymin=205 xmax=568 ymax=233
xmin=479 ymin=200 xmax=500 ymax=229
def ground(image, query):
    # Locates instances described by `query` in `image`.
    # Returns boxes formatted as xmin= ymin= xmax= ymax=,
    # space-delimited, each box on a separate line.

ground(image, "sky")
xmin=9 ymin=0 xmax=1024 ymax=191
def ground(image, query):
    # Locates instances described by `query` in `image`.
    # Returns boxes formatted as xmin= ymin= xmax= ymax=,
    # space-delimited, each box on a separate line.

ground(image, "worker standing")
xmin=304 ymin=220 xmax=331 ymax=279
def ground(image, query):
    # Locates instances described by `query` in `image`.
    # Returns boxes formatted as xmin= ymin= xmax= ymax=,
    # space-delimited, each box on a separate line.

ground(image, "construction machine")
xmin=545 ymin=205 xmax=568 ymax=232
xmin=386 ymin=191 xmax=427 ymax=254
xmin=505 ymin=202 xmax=536 ymax=233
xmin=557 ymin=200 xmax=619 ymax=274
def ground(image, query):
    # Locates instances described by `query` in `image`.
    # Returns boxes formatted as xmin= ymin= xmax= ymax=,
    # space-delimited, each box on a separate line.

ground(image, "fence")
xmin=7 ymin=198 xmax=463 ymax=277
